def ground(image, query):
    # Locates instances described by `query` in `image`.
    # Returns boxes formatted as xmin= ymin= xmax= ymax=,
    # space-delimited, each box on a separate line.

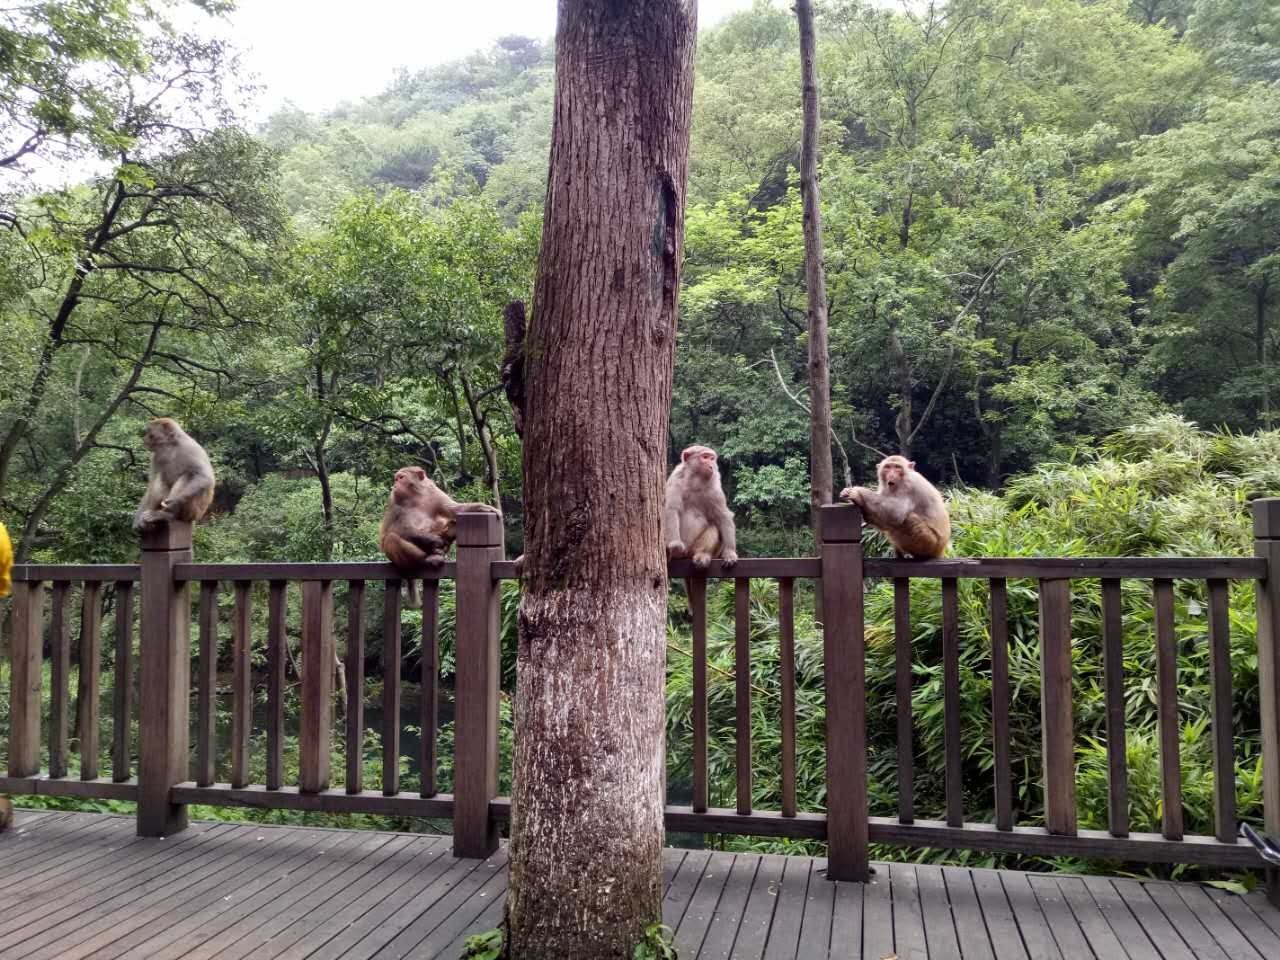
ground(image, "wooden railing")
xmin=3 ymin=502 xmax=1280 ymax=901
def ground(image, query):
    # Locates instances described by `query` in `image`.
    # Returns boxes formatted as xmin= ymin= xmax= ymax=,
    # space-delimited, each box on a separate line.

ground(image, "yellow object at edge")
xmin=0 ymin=521 xmax=12 ymax=598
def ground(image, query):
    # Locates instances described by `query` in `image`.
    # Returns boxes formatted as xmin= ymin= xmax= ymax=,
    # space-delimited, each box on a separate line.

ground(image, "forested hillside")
xmin=5 ymin=0 xmax=1276 ymax=565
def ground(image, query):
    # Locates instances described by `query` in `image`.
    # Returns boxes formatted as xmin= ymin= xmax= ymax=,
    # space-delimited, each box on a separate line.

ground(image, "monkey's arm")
xmin=133 ymin=474 xmax=167 ymax=531
xmin=714 ymin=504 xmax=738 ymax=566
xmin=664 ymin=493 xmax=685 ymax=558
xmin=454 ymin=502 xmax=501 ymax=515
xmin=852 ymin=489 xmax=910 ymax=529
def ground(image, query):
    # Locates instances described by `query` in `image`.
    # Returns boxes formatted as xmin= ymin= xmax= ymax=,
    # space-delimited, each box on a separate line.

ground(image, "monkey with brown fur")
xmin=132 ymin=418 xmax=216 ymax=534
xmin=665 ymin=444 xmax=739 ymax=569
xmin=839 ymin=454 xmax=950 ymax=559
xmin=380 ymin=466 xmax=501 ymax=608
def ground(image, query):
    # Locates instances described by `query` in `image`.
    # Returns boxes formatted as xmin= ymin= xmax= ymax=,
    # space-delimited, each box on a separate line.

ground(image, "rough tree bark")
xmin=505 ymin=1 xmax=696 ymax=957
xmin=797 ymin=0 xmax=834 ymax=550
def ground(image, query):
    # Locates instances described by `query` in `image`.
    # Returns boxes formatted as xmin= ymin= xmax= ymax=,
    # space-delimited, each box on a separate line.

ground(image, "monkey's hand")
xmin=133 ymin=510 xmax=167 ymax=533
xmin=691 ymin=552 xmax=713 ymax=570
xmin=839 ymin=486 xmax=865 ymax=505
xmin=423 ymin=553 xmax=446 ymax=568
xmin=666 ymin=540 xmax=686 ymax=560
xmin=721 ymin=549 xmax=738 ymax=568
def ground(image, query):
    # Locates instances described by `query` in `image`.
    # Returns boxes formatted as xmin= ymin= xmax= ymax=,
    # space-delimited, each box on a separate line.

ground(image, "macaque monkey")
xmin=839 ymin=455 xmax=950 ymax=559
xmin=132 ymin=418 xmax=216 ymax=534
xmin=665 ymin=444 xmax=738 ymax=569
xmin=379 ymin=466 xmax=501 ymax=608
xmin=0 ymin=795 xmax=11 ymax=831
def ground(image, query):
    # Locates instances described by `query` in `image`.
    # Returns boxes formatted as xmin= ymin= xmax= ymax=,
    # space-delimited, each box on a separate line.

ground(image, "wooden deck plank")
xmin=1026 ymin=874 xmax=1095 ymax=958
xmin=1138 ymin=881 xmax=1231 ymax=960
xmin=998 ymin=870 xmax=1064 ymax=960
xmin=941 ymin=867 xmax=999 ymax=960
xmin=695 ymin=854 xmax=759 ymax=960
xmin=1202 ymin=887 xmax=1280 ymax=957
xmin=400 ymin=864 xmax=510 ymax=959
xmin=1170 ymin=884 xmax=1266 ymax=959
xmin=890 ymin=862 xmax=928 ymax=960
xmin=1054 ymin=876 xmax=1130 ymax=959
xmin=1103 ymin=878 xmax=1197 ymax=960
xmin=762 ymin=854 xmax=812 ymax=959
xmin=16 ymin=825 xmax=329 ymax=960
xmin=432 ymin=888 xmax=508 ymax=960
xmin=1076 ymin=876 xmax=1166 ymax=960
xmin=269 ymin=841 xmax=489 ymax=960
xmin=828 ymin=878 xmax=864 ymax=960
xmin=662 ymin=848 xmax=711 ymax=931
xmin=1243 ymin=891 xmax=1280 ymax=939
xmin=0 ymin=811 xmax=121 ymax=881
xmin=270 ymin=839 xmax=458 ymax=960
xmin=861 ymin=865 xmax=895 ymax=960
xmin=916 ymin=864 xmax=963 ymax=959
xmin=732 ymin=853 xmax=787 ymax=960
xmin=969 ymin=868 xmax=1029 ymax=960
xmin=141 ymin=830 xmax=399 ymax=960
xmin=117 ymin=829 xmax=373 ymax=960
xmin=673 ymin=850 xmax=735 ymax=958
xmin=795 ymin=858 xmax=836 ymax=959
xmin=362 ymin=848 xmax=510 ymax=959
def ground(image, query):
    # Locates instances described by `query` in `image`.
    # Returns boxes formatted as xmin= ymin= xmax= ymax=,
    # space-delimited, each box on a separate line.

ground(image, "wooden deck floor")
xmin=2 ymin=811 xmax=1279 ymax=959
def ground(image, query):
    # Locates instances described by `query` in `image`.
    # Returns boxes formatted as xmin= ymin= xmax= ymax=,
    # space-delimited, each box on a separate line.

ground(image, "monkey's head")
xmin=143 ymin=418 xmax=182 ymax=451
xmin=681 ymin=444 xmax=719 ymax=481
xmin=392 ymin=466 xmax=430 ymax=501
xmin=877 ymin=455 xmax=915 ymax=492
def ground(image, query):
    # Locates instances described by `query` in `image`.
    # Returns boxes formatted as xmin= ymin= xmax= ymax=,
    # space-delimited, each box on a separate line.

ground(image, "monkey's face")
xmin=682 ymin=445 xmax=718 ymax=480
xmin=877 ymin=455 xmax=914 ymax=492
xmin=392 ymin=466 xmax=429 ymax=499
xmin=143 ymin=419 xmax=176 ymax=451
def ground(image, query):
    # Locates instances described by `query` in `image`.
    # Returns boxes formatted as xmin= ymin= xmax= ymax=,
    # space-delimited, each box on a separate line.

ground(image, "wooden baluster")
xmin=1206 ymin=578 xmax=1235 ymax=844
xmin=820 ymin=504 xmax=868 ymax=882
xmin=735 ymin=577 xmax=752 ymax=815
xmin=689 ymin=576 xmax=708 ymax=814
xmin=942 ymin=578 xmax=962 ymax=828
xmin=421 ymin=580 xmax=441 ymax=798
xmin=300 ymin=579 xmax=334 ymax=793
xmin=266 ymin=581 xmax=287 ymax=791
xmin=8 ymin=580 xmax=44 ymax=778
xmin=895 ymin=578 xmax=913 ymax=824
xmin=49 ymin=582 xmax=71 ymax=778
xmin=382 ymin=580 xmax=402 ymax=796
xmin=1153 ymin=578 xmax=1183 ymax=840
xmin=78 ymin=582 xmax=103 ymax=780
xmin=779 ymin=577 xmax=796 ymax=818
xmin=345 ymin=580 xmax=365 ymax=794
xmin=230 ymin=580 xmax=252 ymax=789
xmin=196 ymin=581 xmax=218 ymax=787
xmin=1252 ymin=498 xmax=1280 ymax=906
xmin=990 ymin=578 xmax=1012 ymax=831
xmin=1039 ymin=578 xmax=1077 ymax=836
xmin=112 ymin=581 xmax=134 ymax=782
xmin=1101 ymin=578 xmax=1128 ymax=838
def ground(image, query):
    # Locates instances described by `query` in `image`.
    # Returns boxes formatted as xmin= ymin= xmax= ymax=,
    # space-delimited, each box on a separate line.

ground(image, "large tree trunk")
xmin=797 ymin=0 xmax=834 ymax=554
xmin=505 ymin=2 xmax=696 ymax=958
xmin=1257 ymin=279 xmax=1271 ymax=428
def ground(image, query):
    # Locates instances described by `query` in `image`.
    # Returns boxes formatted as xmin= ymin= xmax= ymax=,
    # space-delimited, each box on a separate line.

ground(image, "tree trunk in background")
xmin=1258 ymin=279 xmax=1272 ymax=428
xmin=797 ymin=0 xmax=834 ymax=557
xmin=505 ymin=2 xmax=696 ymax=957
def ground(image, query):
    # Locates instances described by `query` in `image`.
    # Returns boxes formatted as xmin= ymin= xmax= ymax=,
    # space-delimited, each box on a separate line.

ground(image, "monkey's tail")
xmin=403 ymin=579 xmax=423 ymax=610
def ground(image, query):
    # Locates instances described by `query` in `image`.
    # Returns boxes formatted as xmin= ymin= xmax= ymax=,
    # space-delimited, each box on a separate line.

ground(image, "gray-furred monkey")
xmin=132 ymin=418 xmax=216 ymax=533
xmin=665 ymin=444 xmax=738 ymax=569
xmin=839 ymin=454 xmax=950 ymax=559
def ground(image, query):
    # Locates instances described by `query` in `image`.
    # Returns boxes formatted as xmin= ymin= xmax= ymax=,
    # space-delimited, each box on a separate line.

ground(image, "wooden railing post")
xmin=820 ymin=503 xmax=868 ymax=882
xmin=453 ymin=510 xmax=504 ymax=859
xmin=300 ymin=580 xmax=334 ymax=793
xmin=1253 ymin=498 xmax=1280 ymax=906
xmin=137 ymin=521 xmax=193 ymax=837
xmin=7 ymin=580 xmax=44 ymax=778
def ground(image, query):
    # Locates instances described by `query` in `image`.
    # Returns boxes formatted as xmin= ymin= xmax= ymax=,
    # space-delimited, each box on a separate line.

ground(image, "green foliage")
xmin=632 ymin=924 xmax=678 ymax=960
xmin=460 ymin=928 xmax=503 ymax=960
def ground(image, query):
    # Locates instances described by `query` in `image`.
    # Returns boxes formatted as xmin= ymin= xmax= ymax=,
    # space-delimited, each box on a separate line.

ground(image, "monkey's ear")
xmin=681 ymin=447 xmax=694 ymax=462
xmin=908 ymin=460 xmax=916 ymax=470
xmin=413 ymin=467 xmax=427 ymax=479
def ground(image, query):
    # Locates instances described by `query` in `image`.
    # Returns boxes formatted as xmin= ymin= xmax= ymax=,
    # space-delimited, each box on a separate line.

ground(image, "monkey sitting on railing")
xmin=839 ymin=455 xmax=951 ymax=559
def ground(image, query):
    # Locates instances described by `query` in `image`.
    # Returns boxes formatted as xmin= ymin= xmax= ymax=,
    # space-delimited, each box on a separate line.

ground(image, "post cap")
xmin=456 ymin=511 xmax=504 ymax=548
xmin=139 ymin=520 xmax=193 ymax=551
xmin=820 ymin=503 xmax=862 ymax=543
xmin=1254 ymin=498 xmax=1280 ymax=540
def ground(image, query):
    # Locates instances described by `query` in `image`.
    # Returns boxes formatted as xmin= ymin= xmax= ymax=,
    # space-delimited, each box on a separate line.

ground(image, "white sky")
xmin=220 ymin=1 xmax=764 ymax=117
